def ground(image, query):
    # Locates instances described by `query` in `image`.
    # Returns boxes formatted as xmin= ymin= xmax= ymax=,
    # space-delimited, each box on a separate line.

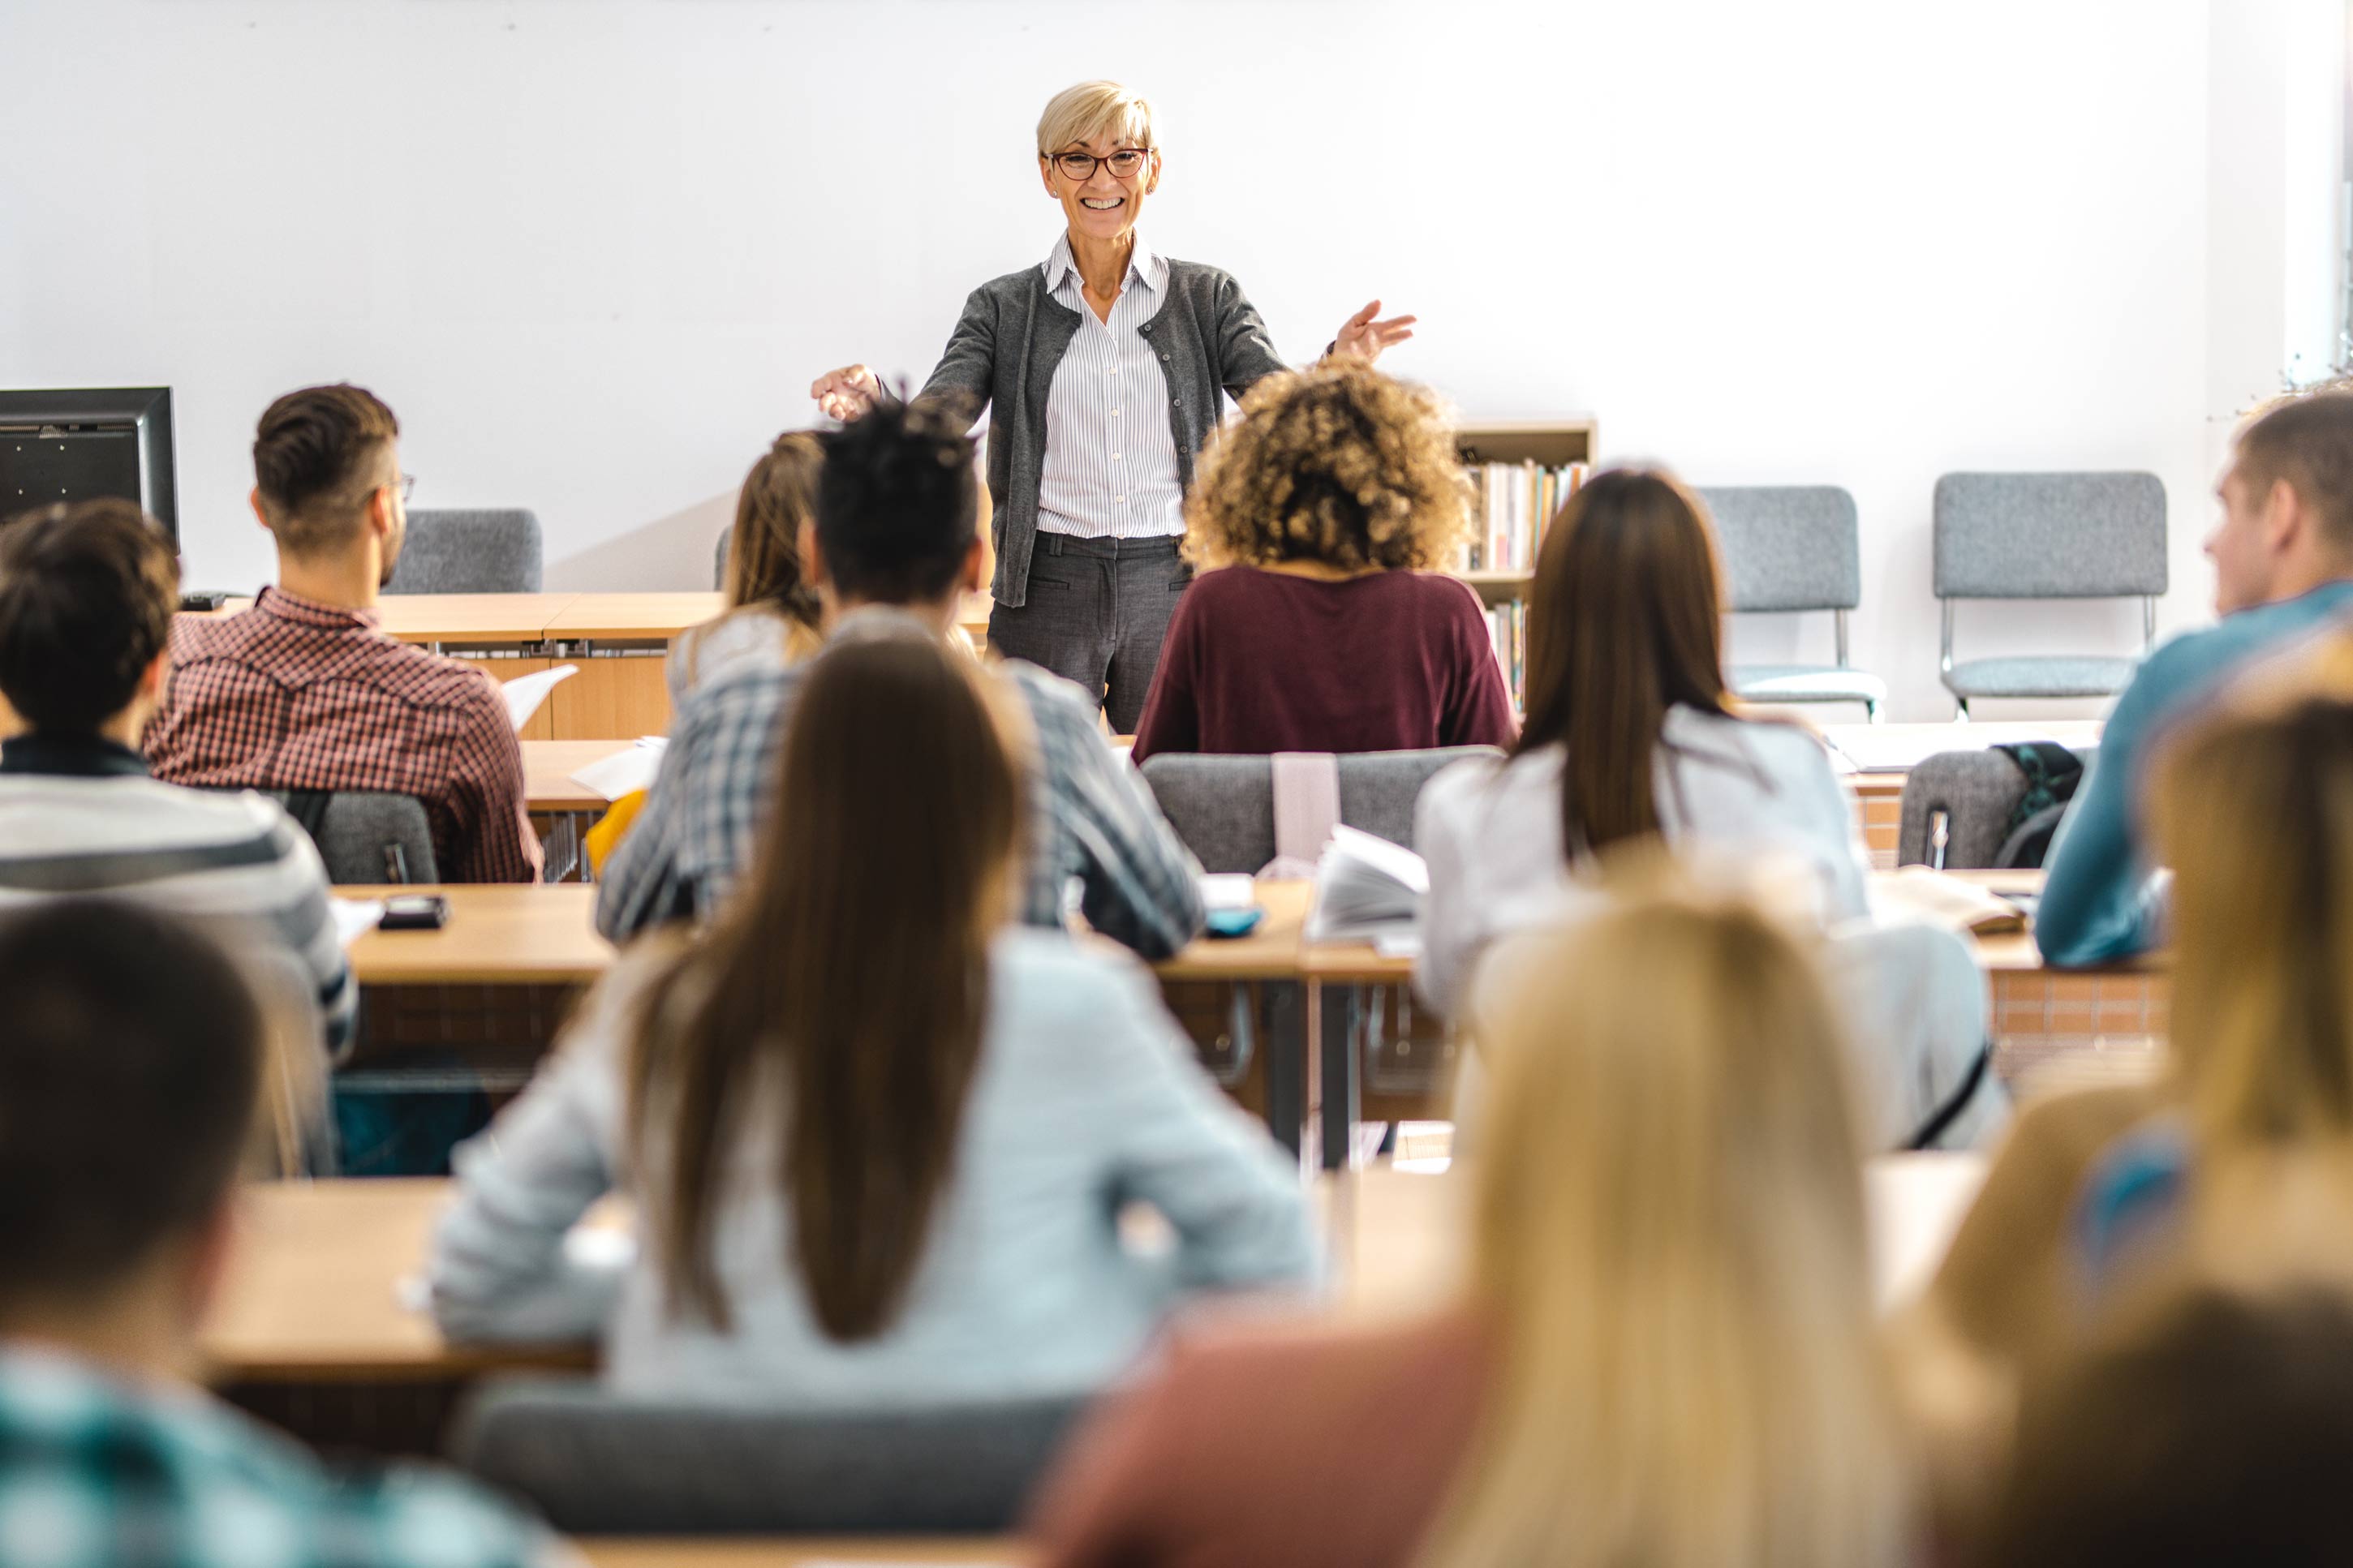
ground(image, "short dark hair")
xmin=252 ymin=383 xmax=400 ymax=556
xmin=0 ymin=498 xmax=181 ymax=733
xmin=0 ymin=900 xmax=261 ymax=1307
xmin=815 ymin=400 xmax=978 ymax=604
xmin=2237 ymin=389 xmax=2353 ymax=553
xmin=1975 ymin=1284 xmax=2353 ymax=1567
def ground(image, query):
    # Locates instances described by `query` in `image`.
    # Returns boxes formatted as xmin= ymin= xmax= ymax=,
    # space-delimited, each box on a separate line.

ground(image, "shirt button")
xmin=1116 ymin=496 xmax=1126 ymax=504
xmin=1112 ymin=409 xmax=1122 ymax=417
xmin=1112 ymin=453 xmax=1122 ymax=462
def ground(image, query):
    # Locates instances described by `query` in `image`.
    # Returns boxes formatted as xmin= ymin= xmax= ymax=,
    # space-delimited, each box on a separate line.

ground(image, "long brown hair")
xmin=1515 ymin=468 xmax=1733 ymax=856
xmin=626 ymin=630 xmax=1022 ymax=1339
xmin=724 ymin=432 xmax=825 ymax=636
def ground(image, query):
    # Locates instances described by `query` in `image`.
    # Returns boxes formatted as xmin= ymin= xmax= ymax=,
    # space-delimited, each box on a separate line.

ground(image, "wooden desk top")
xmin=578 ymin=1540 xmax=1021 ymax=1567
xmin=524 ymin=740 xmax=643 ymax=812
xmin=545 ymin=592 xmax=726 ymax=641
xmin=208 ymin=591 xmax=995 ymax=647
xmin=200 ymin=1154 xmax=1980 ymax=1387
xmin=1146 ymin=881 xmax=1314 ymax=982
xmin=345 ymin=883 xmax=611 ymax=985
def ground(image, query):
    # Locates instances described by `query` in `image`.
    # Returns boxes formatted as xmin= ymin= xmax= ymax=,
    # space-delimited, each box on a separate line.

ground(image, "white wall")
xmin=0 ymin=0 xmax=2339 ymax=719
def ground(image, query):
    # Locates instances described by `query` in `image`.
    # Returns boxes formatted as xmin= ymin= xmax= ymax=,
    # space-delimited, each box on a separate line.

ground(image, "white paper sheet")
xmin=330 ymin=897 xmax=386 ymax=948
xmin=499 ymin=663 xmax=579 ymax=732
xmin=1198 ymin=873 xmax=1256 ymax=912
xmin=567 ymin=737 xmax=669 ymax=802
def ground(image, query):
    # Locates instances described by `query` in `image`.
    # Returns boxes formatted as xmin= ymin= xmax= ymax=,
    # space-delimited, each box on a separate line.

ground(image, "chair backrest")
xmin=1896 ymin=752 xmax=2032 ymax=870
xmin=449 ymin=1377 xmax=1085 ymax=1535
xmin=712 ymin=525 xmax=733 ymax=592
xmin=266 ymin=790 xmax=440 ymax=884
xmin=1933 ymin=473 xmax=2166 ymax=600
xmin=385 ymin=509 xmax=544 ymax=595
xmin=1140 ymin=748 xmax=1499 ymax=873
xmin=1697 ymin=485 xmax=1861 ymax=613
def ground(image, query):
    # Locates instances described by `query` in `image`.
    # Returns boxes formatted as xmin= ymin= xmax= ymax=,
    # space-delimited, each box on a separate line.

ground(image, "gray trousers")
xmin=987 ymin=534 xmax=1190 ymax=734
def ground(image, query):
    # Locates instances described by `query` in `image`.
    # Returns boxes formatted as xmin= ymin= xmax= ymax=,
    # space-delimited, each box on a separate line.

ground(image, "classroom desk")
xmin=200 ymin=1154 xmax=1981 ymax=1394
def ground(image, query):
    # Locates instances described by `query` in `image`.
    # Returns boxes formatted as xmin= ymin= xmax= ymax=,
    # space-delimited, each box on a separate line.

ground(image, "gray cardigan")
xmin=916 ymin=258 xmax=1288 ymax=608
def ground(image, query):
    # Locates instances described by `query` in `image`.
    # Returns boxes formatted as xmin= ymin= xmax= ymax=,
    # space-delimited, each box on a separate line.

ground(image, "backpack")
xmin=1988 ymin=741 xmax=2085 ymax=869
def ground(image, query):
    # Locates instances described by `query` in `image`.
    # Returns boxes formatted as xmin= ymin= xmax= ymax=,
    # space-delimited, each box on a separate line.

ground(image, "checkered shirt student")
xmin=597 ymin=607 xmax=1204 ymax=957
xmin=149 ymin=586 xmax=542 ymax=884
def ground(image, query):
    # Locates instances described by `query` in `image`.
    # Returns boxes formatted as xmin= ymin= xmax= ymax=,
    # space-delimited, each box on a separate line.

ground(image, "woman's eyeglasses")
xmin=1049 ymin=148 xmax=1150 ymax=181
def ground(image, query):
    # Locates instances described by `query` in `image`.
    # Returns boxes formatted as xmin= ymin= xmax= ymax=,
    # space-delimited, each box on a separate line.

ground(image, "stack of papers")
xmin=499 ymin=664 xmax=578 ymax=732
xmin=1306 ymin=824 xmax=1430 ymax=943
xmin=568 ymin=737 xmax=669 ymax=801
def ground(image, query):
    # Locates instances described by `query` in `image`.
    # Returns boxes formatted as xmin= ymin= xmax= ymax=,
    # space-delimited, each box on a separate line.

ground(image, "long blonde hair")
xmin=1420 ymin=879 xmax=1907 ymax=1568
xmin=2152 ymin=678 xmax=2353 ymax=1151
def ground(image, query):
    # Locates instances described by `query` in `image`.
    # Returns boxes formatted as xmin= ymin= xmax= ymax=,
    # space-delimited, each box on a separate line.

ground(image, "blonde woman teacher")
xmin=810 ymin=80 xmax=1414 ymax=733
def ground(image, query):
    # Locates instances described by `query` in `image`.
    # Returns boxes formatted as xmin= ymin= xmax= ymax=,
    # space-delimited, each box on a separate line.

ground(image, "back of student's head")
xmin=725 ymin=431 xmax=825 ymax=630
xmin=629 ymin=624 xmax=1022 ymax=1340
xmin=814 ymin=399 xmax=978 ymax=604
xmin=0 ymin=498 xmax=180 ymax=734
xmin=2152 ymin=685 xmax=2353 ymax=1148
xmin=1181 ymin=359 xmax=1471 ymax=572
xmin=2233 ymin=387 xmax=2353 ymax=557
xmin=1421 ymin=872 xmax=1901 ymax=1568
xmin=0 ymin=900 xmax=260 ymax=1318
xmin=1518 ymin=468 xmax=1731 ymax=856
xmin=252 ymin=383 xmax=400 ymax=557
xmin=1975 ymin=1283 xmax=2353 ymax=1568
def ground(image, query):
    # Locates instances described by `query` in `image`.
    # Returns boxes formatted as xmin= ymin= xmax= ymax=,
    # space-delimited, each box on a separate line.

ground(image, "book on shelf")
xmin=1484 ymin=599 xmax=1529 ymax=710
xmin=1459 ymin=460 xmax=1589 ymax=574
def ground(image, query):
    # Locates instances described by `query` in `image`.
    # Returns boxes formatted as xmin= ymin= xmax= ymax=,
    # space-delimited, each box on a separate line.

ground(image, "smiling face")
xmin=1040 ymin=135 xmax=1159 ymax=247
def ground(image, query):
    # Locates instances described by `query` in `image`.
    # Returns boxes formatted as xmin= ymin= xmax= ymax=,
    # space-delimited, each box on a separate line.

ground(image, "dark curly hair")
xmin=815 ymin=400 xmax=979 ymax=604
xmin=1183 ymin=359 xmax=1471 ymax=573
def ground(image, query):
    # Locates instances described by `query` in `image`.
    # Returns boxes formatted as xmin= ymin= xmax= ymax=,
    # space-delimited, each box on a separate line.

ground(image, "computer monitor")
xmin=0 ymin=387 xmax=178 ymax=541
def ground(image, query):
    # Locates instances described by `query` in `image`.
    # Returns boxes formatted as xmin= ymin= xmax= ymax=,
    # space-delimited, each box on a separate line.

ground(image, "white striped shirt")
xmin=1036 ymin=233 xmax=1186 ymax=539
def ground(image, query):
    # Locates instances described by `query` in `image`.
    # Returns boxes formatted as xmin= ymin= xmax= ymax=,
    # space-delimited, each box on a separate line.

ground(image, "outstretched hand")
xmin=1329 ymin=300 xmax=1417 ymax=365
xmin=811 ymin=363 xmax=880 ymax=421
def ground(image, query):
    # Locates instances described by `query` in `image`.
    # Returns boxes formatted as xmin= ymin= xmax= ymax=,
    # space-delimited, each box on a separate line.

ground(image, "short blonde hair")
xmin=1036 ymin=80 xmax=1155 ymax=156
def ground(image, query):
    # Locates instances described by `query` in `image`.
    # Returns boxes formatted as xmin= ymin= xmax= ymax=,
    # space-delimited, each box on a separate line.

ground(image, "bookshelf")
xmin=1452 ymin=419 xmax=1598 ymax=705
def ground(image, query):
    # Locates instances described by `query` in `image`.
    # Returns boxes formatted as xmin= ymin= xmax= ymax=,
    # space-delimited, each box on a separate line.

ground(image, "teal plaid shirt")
xmin=0 ymin=1344 xmax=566 ymax=1568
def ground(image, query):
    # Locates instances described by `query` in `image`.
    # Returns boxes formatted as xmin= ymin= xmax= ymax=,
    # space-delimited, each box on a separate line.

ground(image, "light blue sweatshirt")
xmin=2036 ymin=580 xmax=2353 ymax=965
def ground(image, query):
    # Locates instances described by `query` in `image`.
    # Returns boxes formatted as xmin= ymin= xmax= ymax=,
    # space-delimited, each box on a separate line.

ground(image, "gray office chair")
xmin=385 ymin=509 xmax=544 ymax=595
xmin=1934 ymin=473 xmax=2166 ymax=715
xmin=1700 ymin=484 xmax=1887 ymax=721
xmin=263 ymin=790 xmax=440 ymax=884
xmin=1138 ymin=747 xmax=1497 ymax=872
xmin=712 ymin=525 xmax=733 ymax=591
xmin=1895 ymin=747 xmax=2097 ymax=870
xmin=449 ymin=1377 xmax=1083 ymax=1535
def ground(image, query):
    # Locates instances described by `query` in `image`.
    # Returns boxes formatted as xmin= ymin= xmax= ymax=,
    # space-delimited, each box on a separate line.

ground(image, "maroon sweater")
xmin=1130 ymin=566 xmax=1517 ymax=759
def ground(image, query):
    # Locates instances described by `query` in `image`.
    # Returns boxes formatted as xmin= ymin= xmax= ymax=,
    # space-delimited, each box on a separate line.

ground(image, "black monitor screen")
xmin=0 ymin=388 xmax=177 ymax=541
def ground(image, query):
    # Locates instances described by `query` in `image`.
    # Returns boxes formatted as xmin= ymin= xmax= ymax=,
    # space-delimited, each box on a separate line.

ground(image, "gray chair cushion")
xmin=1731 ymin=664 xmax=1888 ymax=708
xmin=448 ymin=1377 xmax=1085 ymax=1535
xmin=1139 ymin=748 xmax=1502 ymax=874
xmin=1942 ymin=655 xmax=2140 ymax=700
xmin=1933 ymin=473 xmax=2167 ymax=599
xmin=386 ymin=509 xmax=544 ymax=595
xmin=261 ymin=790 xmax=439 ymax=883
xmin=1897 ymin=751 xmax=2031 ymax=868
xmin=1697 ymin=486 xmax=1861 ymax=612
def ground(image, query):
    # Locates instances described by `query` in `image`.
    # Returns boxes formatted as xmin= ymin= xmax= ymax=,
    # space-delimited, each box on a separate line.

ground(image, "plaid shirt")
xmin=596 ymin=612 xmax=1204 ymax=956
xmin=148 ymin=588 xmax=543 ymax=884
xmin=0 ymin=1342 xmax=571 ymax=1568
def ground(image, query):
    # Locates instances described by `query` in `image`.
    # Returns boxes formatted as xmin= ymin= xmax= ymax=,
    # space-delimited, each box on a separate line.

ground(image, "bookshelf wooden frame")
xmin=1452 ymin=418 xmax=1598 ymax=603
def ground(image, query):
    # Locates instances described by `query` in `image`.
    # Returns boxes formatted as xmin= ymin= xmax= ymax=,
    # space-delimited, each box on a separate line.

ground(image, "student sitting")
xmin=1129 ymin=360 xmax=1516 ymax=760
xmin=0 ymin=899 xmax=561 ymax=1567
xmin=0 ymin=500 xmax=354 ymax=1055
xmin=1413 ymin=468 xmax=1998 ymax=1146
xmin=669 ymin=431 xmax=827 ymax=705
xmin=431 ymin=630 xmax=1312 ymax=1398
xmin=599 ymin=398 xmax=1203 ymax=955
xmin=148 ymin=384 xmax=542 ymax=883
xmin=1972 ymin=1284 xmax=2353 ymax=1568
xmin=2037 ymin=388 xmax=2353 ymax=964
xmin=1031 ymin=879 xmax=1910 ymax=1568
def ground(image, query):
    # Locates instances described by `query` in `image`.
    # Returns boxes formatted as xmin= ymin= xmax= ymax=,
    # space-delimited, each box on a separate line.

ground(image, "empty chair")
xmin=1138 ymin=747 xmax=1497 ymax=873
xmin=1934 ymin=473 xmax=2166 ymax=715
xmin=1896 ymin=745 xmax=2097 ymax=870
xmin=450 ymin=1377 xmax=1083 ymax=1536
xmin=385 ymin=508 xmax=544 ymax=595
xmin=265 ymin=789 xmax=439 ymax=884
xmin=1701 ymin=484 xmax=1886 ymax=721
